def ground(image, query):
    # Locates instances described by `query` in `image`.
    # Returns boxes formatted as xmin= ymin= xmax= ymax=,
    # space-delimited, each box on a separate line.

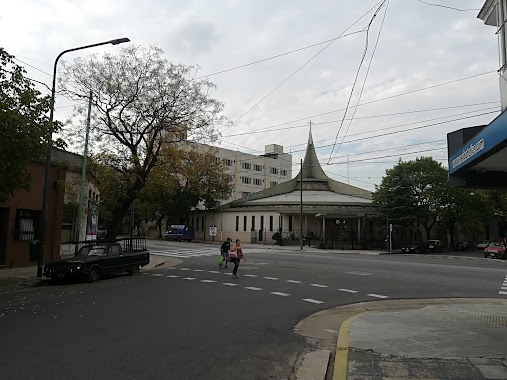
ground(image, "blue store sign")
xmin=449 ymin=110 xmax=507 ymax=174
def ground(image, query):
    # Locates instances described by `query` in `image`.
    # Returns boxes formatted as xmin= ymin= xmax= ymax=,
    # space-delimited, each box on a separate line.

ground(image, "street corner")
xmin=0 ymin=276 xmax=47 ymax=293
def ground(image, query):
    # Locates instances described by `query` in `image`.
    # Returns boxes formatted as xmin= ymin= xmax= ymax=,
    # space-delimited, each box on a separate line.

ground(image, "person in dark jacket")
xmin=220 ymin=238 xmax=232 ymax=269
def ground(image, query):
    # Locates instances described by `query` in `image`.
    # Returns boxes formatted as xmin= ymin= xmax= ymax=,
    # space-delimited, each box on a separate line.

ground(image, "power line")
xmin=221 ymin=0 xmax=386 ymax=134
xmin=221 ymin=70 xmax=496 ymax=136
xmin=194 ymin=30 xmax=366 ymax=80
xmin=331 ymin=0 xmax=390 ymax=161
xmin=212 ymin=108 xmax=498 ymax=170
xmin=414 ymin=0 xmax=481 ymax=12
xmin=12 ymin=57 xmax=53 ymax=77
xmin=221 ymin=101 xmax=499 ymax=138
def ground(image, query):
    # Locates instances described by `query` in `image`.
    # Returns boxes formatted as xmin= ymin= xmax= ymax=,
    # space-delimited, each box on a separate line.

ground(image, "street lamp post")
xmin=37 ymin=38 xmax=130 ymax=277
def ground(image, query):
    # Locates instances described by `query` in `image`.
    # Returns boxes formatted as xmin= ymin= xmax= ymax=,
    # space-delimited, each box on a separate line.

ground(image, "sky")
xmin=1 ymin=0 xmax=500 ymax=192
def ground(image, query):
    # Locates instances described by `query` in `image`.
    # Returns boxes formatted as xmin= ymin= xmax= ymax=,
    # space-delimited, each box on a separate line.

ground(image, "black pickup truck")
xmin=44 ymin=238 xmax=150 ymax=283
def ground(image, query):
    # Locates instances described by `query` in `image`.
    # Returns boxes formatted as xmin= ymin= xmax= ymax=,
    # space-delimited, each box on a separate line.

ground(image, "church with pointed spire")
xmin=192 ymin=129 xmax=384 ymax=248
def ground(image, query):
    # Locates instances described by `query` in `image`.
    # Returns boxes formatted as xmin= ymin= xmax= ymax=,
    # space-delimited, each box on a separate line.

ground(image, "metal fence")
xmin=60 ymin=237 xmax=147 ymax=258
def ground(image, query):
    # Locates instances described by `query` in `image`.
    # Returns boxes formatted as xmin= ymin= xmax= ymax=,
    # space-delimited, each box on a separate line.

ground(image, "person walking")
xmin=229 ymin=239 xmax=246 ymax=278
xmin=220 ymin=238 xmax=232 ymax=269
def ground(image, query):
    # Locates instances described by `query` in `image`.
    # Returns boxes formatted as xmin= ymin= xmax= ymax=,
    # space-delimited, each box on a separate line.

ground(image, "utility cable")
xmin=331 ymin=0 xmax=390 ymax=161
xmin=221 ymin=0 xmax=386 ymax=134
xmin=194 ymin=30 xmax=365 ymax=80
xmin=414 ymin=0 xmax=481 ymax=12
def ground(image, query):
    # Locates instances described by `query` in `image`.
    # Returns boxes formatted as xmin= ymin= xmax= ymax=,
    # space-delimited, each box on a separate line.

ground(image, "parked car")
xmin=476 ymin=240 xmax=491 ymax=250
xmin=484 ymin=242 xmax=506 ymax=260
xmin=427 ymin=240 xmax=445 ymax=253
xmin=165 ymin=225 xmax=194 ymax=242
xmin=401 ymin=241 xmax=429 ymax=254
xmin=455 ymin=240 xmax=475 ymax=251
xmin=44 ymin=238 xmax=149 ymax=283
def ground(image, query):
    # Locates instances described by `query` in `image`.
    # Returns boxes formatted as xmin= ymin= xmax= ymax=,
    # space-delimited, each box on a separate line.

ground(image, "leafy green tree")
xmin=59 ymin=45 xmax=225 ymax=239
xmin=0 ymin=48 xmax=61 ymax=203
xmin=374 ymin=157 xmax=448 ymax=242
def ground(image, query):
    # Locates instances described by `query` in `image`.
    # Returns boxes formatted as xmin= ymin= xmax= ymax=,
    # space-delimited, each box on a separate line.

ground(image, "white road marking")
xmin=192 ymin=269 xmax=204 ymax=272
xmin=346 ymin=271 xmax=373 ymax=276
xmin=271 ymin=292 xmax=290 ymax=297
xmin=208 ymin=271 xmax=220 ymax=274
xmin=323 ymin=329 xmax=338 ymax=333
xmin=368 ymin=293 xmax=389 ymax=299
xmin=151 ymin=274 xmax=164 ymax=277
xmin=179 ymin=268 xmax=191 ymax=271
xmin=165 ymin=275 xmax=179 ymax=278
xmin=310 ymin=284 xmax=328 ymax=288
xmin=245 ymin=287 xmax=263 ymax=291
xmin=182 ymin=277 xmax=196 ymax=280
xmin=224 ymin=273 xmax=233 ymax=276
xmin=241 ymin=266 xmax=259 ymax=270
xmin=222 ymin=283 xmax=239 ymax=287
xmin=200 ymin=280 xmax=216 ymax=283
xmin=255 ymin=263 xmax=268 ymax=265
xmin=338 ymin=289 xmax=358 ymax=293
xmin=286 ymin=280 xmax=302 ymax=284
xmin=244 ymin=274 xmax=258 ymax=278
xmin=502 ymin=287 xmax=507 ymax=290
xmin=264 ymin=277 xmax=279 ymax=280
xmin=499 ymin=291 xmax=507 ymax=295
xmin=303 ymin=298 xmax=325 ymax=304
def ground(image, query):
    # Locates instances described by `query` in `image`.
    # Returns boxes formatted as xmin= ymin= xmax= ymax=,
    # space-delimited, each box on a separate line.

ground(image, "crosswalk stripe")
xmin=303 ymin=298 xmax=324 ymax=304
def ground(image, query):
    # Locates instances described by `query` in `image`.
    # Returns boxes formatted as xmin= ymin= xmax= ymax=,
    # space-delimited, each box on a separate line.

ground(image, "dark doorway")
xmin=0 ymin=208 xmax=8 ymax=267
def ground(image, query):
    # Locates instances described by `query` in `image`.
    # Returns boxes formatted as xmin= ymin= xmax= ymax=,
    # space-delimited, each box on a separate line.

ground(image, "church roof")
xmin=219 ymin=128 xmax=372 ymax=209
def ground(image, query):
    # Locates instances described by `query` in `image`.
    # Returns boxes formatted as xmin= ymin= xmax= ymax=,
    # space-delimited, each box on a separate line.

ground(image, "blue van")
xmin=164 ymin=225 xmax=194 ymax=242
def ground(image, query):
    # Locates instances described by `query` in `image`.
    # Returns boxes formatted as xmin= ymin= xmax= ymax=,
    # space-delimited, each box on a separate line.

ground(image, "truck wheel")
xmin=88 ymin=266 xmax=101 ymax=282
xmin=128 ymin=265 xmax=140 ymax=275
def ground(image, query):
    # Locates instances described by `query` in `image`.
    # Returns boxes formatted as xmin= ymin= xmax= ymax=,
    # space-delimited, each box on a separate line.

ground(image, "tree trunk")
xmin=447 ymin=221 xmax=456 ymax=249
xmin=157 ymin=216 xmax=164 ymax=239
xmin=423 ymin=219 xmax=436 ymax=241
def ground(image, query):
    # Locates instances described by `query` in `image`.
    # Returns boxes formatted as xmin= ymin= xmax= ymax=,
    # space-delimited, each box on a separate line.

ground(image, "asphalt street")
xmin=1 ymin=240 xmax=506 ymax=380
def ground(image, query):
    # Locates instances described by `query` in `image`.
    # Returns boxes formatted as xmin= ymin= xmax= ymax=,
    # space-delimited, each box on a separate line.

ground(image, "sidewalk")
xmin=0 ymin=254 xmax=175 ymax=293
xmin=295 ymin=298 xmax=507 ymax=380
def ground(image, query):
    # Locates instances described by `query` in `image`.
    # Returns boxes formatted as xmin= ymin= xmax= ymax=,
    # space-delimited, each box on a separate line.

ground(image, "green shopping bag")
xmin=218 ymin=254 xmax=224 ymax=267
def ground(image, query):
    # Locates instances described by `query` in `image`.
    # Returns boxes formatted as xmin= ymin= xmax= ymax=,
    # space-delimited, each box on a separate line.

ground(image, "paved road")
xmin=1 ymin=241 xmax=506 ymax=380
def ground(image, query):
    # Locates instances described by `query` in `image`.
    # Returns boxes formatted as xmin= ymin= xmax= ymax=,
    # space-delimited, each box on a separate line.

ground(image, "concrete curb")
xmin=333 ymin=313 xmax=365 ymax=380
xmin=293 ymin=350 xmax=331 ymax=380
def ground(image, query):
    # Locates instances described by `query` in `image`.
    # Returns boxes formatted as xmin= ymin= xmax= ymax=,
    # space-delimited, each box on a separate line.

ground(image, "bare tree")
xmin=59 ymin=45 xmax=225 ymax=238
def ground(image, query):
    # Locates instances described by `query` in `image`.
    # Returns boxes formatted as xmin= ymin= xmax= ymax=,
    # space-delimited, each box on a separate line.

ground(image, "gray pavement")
xmin=346 ymin=300 xmax=507 ymax=379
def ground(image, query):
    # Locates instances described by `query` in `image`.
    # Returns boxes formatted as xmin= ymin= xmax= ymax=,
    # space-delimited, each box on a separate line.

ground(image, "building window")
xmin=241 ymin=192 xmax=251 ymax=197
xmin=251 ymin=216 xmax=255 ymax=231
xmin=228 ymin=174 xmax=235 ymax=181
xmin=223 ymin=158 xmax=233 ymax=166
xmin=196 ymin=217 xmax=199 ymax=231
xmin=254 ymin=164 xmax=263 ymax=171
xmin=236 ymin=216 xmax=239 ymax=232
xmin=288 ymin=216 xmax=293 ymax=232
xmin=269 ymin=216 xmax=273 ymax=232
xmin=260 ymin=216 xmax=264 ymax=231
xmin=14 ymin=209 xmax=40 ymax=241
xmin=243 ymin=216 xmax=247 ymax=232
xmin=253 ymin=178 xmax=262 ymax=186
xmin=270 ymin=167 xmax=278 ymax=175
xmin=241 ymin=176 xmax=251 ymax=184
xmin=213 ymin=157 xmax=220 ymax=164
xmin=242 ymin=162 xmax=252 ymax=170
xmin=282 ymin=169 xmax=288 ymax=176
xmin=270 ymin=181 xmax=277 ymax=187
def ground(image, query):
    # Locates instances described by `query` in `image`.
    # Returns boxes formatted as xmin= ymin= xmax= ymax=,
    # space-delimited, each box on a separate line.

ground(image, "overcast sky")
xmin=1 ymin=0 xmax=500 ymax=191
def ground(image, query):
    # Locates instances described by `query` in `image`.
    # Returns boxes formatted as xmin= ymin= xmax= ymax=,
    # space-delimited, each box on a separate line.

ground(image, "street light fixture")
xmin=37 ymin=37 xmax=130 ymax=277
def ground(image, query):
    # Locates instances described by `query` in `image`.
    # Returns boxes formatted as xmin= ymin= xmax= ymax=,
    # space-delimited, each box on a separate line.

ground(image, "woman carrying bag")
xmin=229 ymin=239 xmax=246 ymax=278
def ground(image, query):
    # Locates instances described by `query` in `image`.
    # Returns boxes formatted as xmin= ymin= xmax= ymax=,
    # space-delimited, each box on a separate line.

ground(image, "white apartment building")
xmin=190 ymin=142 xmax=293 ymax=205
